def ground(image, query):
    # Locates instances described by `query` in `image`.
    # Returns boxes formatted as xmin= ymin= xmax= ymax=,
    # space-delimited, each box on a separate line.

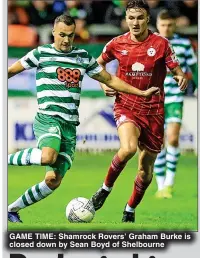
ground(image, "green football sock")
xmin=8 ymin=148 xmax=42 ymax=165
xmin=8 ymin=180 xmax=53 ymax=212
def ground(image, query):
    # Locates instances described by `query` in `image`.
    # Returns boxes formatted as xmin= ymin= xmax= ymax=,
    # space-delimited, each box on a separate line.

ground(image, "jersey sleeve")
xmin=165 ymin=41 xmax=179 ymax=70
xmin=185 ymin=42 xmax=197 ymax=67
xmin=20 ymin=47 xmax=40 ymax=70
xmin=101 ymin=39 xmax=116 ymax=62
xmin=86 ymin=56 xmax=103 ymax=77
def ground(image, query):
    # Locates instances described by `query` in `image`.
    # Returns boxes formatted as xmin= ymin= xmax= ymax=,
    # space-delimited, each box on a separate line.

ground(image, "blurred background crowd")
xmin=8 ymin=0 xmax=198 ymax=46
xmin=7 ymin=0 xmax=198 ymax=154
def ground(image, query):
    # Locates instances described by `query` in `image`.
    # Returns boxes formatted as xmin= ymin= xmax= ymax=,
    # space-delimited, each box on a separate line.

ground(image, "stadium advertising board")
xmin=8 ymin=98 xmax=197 ymax=153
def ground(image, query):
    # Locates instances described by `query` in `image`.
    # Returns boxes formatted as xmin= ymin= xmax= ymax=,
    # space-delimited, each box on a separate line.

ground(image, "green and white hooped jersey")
xmin=164 ymin=34 xmax=197 ymax=104
xmin=20 ymin=44 xmax=103 ymax=125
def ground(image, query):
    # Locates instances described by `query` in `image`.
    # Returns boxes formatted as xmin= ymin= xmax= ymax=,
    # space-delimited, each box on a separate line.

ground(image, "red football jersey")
xmin=102 ymin=30 xmax=179 ymax=115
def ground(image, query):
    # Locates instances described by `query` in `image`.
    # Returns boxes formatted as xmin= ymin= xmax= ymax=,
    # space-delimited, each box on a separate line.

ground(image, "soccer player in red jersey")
xmin=91 ymin=0 xmax=188 ymax=222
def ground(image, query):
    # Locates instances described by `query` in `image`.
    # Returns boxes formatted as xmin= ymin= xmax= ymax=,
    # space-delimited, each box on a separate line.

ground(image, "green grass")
xmin=8 ymin=152 xmax=198 ymax=231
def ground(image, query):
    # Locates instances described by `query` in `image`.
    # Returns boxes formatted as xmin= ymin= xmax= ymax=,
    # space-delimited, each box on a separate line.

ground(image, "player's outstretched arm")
xmin=91 ymin=69 xmax=159 ymax=97
xmin=171 ymin=66 xmax=188 ymax=91
xmin=8 ymin=60 xmax=25 ymax=79
xmin=96 ymin=55 xmax=117 ymax=97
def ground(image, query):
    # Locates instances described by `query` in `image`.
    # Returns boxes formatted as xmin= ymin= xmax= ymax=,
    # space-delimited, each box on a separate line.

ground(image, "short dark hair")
xmin=54 ymin=14 xmax=76 ymax=26
xmin=126 ymin=0 xmax=150 ymax=14
xmin=157 ymin=10 xmax=175 ymax=20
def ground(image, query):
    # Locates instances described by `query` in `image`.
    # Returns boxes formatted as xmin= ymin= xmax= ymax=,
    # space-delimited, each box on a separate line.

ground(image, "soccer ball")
xmin=66 ymin=197 xmax=95 ymax=223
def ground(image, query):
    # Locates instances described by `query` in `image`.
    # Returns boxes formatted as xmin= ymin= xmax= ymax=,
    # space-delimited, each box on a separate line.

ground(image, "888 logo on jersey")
xmin=56 ymin=67 xmax=81 ymax=88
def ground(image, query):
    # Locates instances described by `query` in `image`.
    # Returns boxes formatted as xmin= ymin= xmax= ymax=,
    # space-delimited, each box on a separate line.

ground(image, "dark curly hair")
xmin=126 ymin=0 xmax=150 ymax=14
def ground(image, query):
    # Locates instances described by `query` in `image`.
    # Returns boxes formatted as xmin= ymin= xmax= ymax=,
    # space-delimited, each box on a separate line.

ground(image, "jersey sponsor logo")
xmin=126 ymin=62 xmax=152 ymax=77
xmin=132 ymin=62 xmax=144 ymax=72
xmin=147 ymin=47 xmax=156 ymax=56
xmin=56 ymin=67 xmax=81 ymax=88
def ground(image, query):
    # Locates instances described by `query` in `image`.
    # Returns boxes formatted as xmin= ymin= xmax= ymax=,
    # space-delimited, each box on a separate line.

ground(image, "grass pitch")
xmin=8 ymin=152 xmax=197 ymax=231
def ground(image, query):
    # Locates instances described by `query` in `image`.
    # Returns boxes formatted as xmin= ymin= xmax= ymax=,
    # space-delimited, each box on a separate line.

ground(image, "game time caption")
xmin=8 ymin=232 xmax=192 ymax=250
xmin=9 ymin=232 xmax=190 ymax=240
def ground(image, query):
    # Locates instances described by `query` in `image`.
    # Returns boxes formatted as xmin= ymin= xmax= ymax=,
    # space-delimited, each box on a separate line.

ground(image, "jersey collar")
xmin=127 ymin=30 xmax=153 ymax=44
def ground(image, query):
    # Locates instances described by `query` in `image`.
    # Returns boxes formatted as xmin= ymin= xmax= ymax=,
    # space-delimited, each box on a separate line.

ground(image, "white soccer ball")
xmin=66 ymin=197 xmax=95 ymax=223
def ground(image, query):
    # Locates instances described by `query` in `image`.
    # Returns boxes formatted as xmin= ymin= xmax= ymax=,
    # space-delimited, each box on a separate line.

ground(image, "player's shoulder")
xmin=113 ymin=32 xmax=130 ymax=44
xmin=37 ymin=44 xmax=53 ymax=53
xmin=151 ymin=32 xmax=169 ymax=44
xmin=105 ymin=32 xmax=130 ymax=46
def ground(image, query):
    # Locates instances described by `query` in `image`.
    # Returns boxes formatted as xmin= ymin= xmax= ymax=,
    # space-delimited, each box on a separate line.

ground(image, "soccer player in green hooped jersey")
xmin=154 ymin=10 xmax=198 ymax=199
xmin=8 ymin=14 xmax=159 ymax=222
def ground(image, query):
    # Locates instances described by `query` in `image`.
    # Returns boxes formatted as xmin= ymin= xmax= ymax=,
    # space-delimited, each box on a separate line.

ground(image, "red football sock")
xmin=128 ymin=174 xmax=152 ymax=209
xmin=104 ymin=154 xmax=127 ymax=187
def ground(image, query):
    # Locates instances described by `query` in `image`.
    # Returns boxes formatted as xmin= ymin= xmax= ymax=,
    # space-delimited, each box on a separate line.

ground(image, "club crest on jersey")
xmin=76 ymin=55 xmax=83 ymax=64
xmin=147 ymin=47 xmax=156 ymax=56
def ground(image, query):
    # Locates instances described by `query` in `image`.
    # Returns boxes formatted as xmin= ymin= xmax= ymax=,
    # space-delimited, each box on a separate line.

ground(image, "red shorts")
xmin=114 ymin=104 xmax=164 ymax=153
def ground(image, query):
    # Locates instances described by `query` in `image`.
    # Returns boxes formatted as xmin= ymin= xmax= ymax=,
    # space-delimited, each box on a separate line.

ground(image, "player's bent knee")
xmin=41 ymin=148 xmax=58 ymax=165
xmin=138 ymin=169 xmax=153 ymax=184
xmin=168 ymin=136 xmax=179 ymax=147
xmin=45 ymin=176 xmax=62 ymax=190
xmin=138 ymin=158 xmax=155 ymax=183
xmin=121 ymin=146 xmax=137 ymax=160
